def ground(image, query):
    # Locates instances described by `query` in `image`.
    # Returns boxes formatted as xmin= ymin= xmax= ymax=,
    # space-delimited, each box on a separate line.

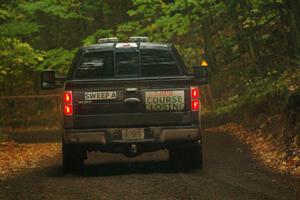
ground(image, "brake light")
xmin=63 ymin=91 xmax=73 ymax=116
xmin=191 ymin=87 xmax=199 ymax=99
xmin=64 ymin=91 xmax=72 ymax=104
xmin=191 ymin=99 xmax=200 ymax=111
xmin=64 ymin=105 xmax=73 ymax=116
xmin=190 ymin=86 xmax=199 ymax=112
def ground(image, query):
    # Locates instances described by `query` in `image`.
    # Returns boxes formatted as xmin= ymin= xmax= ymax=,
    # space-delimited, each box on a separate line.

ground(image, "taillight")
xmin=64 ymin=91 xmax=72 ymax=104
xmin=191 ymin=99 xmax=200 ymax=111
xmin=63 ymin=91 xmax=73 ymax=116
xmin=191 ymin=86 xmax=200 ymax=112
xmin=191 ymin=87 xmax=199 ymax=99
xmin=64 ymin=105 xmax=73 ymax=116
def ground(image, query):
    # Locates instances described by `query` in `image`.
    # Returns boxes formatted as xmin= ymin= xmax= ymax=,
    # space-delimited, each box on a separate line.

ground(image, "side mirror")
xmin=41 ymin=70 xmax=56 ymax=89
xmin=193 ymin=66 xmax=208 ymax=84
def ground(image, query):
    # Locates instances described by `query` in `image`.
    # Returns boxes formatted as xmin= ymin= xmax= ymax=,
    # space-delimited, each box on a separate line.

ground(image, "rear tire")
xmin=169 ymin=142 xmax=203 ymax=171
xmin=62 ymin=143 xmax=85 ymax=173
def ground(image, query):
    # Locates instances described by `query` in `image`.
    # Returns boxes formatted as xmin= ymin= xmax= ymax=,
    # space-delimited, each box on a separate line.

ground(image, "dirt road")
xmin=0 ymin=131 xmax=299 ymax=200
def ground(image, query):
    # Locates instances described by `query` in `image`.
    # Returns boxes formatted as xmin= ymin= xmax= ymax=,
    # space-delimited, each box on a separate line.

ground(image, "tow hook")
xmin=130 ymin=144 xmax=137 ymax=155
xmin=124 ymin=144 xmax=140 ymax=157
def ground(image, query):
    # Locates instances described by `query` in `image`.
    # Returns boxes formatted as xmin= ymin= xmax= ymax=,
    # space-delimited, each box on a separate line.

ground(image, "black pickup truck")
xmin=41 ymin=37 xmax=208 ymax=172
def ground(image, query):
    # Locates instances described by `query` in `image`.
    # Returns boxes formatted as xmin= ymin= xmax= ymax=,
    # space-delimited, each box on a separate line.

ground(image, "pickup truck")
xmin=41 ymin=37 xmax=208 ymax=172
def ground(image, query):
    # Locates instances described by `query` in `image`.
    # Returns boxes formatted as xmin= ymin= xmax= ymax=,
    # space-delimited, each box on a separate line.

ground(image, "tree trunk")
xmin=287 ymin=0 xmax=300 ymax=56
xmin=202 ymin=19 xmax=216 ymax=72
xmin=288 ymin=0 xmax=300 ymax=30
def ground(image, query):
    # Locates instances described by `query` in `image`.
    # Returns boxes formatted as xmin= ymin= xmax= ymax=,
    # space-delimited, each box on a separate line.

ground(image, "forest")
xmin=0 ymin=0 xmax=299 ymax=157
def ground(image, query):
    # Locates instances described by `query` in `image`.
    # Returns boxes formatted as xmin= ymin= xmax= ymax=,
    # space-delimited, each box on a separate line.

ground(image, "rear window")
xmin=75 ymin=52 xmax=113 ymax=79
xmin=141 ymin=50 xmax=180 ymax=76
xmin=74 ymin=49 xmax=181 ymax=79
xmin=115 ymin=52 xmax=139 ymax=76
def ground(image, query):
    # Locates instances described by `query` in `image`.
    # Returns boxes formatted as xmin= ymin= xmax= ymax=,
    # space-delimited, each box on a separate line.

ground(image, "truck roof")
xmin=84 ymin=42 xmax=171 ymax=52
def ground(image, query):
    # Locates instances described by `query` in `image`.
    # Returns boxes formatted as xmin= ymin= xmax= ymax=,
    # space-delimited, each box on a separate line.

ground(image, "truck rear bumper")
xmin=63 ymin=125 xmax=201 ymax=145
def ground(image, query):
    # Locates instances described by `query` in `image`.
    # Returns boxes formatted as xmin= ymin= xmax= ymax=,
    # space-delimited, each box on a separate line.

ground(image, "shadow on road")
xmin=82 ymin=160 xmax=179 ymax=177
xmin=9 ymin=131 xmax=61 ymax=143
xmin=39 ymin=159 xmax=195 ymax=178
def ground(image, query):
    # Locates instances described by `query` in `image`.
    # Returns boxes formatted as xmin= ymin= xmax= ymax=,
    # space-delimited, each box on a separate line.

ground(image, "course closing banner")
xmin=145 ymin=90 xmax=185 ymax=111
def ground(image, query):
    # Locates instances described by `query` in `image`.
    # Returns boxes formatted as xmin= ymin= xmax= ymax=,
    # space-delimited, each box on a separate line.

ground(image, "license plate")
xmin=122 ymin=128 xmax=144 ymax=140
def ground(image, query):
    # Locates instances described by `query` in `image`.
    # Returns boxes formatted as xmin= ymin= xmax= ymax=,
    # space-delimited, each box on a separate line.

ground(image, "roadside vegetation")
xmin=0 ymin=0 xmax=299 ymax=174
xmin=0 ymin=141 xmax=60 ymax=180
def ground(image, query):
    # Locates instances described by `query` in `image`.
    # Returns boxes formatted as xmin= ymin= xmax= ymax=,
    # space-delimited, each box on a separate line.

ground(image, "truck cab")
xmin=41 ymin=37 xmax=208 ymax=172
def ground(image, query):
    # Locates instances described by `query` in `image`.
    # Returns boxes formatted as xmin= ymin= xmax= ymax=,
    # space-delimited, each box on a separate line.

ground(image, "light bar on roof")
xmin=98 ymin=37 xmax=118 ymax=43
xmin=129 ymin=37 xmax=149 ymax=42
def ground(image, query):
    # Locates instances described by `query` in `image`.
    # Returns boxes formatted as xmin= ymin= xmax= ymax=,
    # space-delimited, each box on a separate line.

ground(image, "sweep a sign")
xmin=145 ymin=90 xmax=185 ymax=111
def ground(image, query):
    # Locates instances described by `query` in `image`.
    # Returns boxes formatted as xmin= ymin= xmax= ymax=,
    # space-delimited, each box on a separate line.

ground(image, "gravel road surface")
xmin=0 ymin=131 xmax=299 ymax=200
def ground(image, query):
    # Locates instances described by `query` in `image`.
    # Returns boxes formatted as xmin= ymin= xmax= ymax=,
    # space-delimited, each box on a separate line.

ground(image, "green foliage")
xmin=0 ymin=0 xmax=114 ymax=95
xmin=0 ymin=5 xmax=40 ymax=38
xmin=128 ymin=0 xmax=166 ymax=21
xmin=0 ymin=37 xmax=45 ymax=84
xmin=213 ymin=68 xmax=300 ymax=117
xmin=18 ymin=0 xmax=93 ymax=20
xmin=0 ymin=0 xmax=299 ymax=138
xmin=126 ymin=0 xmax=209 ymax=41
xmin=0 ymin=0 xmax=298 ymax=101
xmin=0 ymin=8 xmax=10 ymax=20
xmin=0 ymin=21 xmax=40 ymax=37
xmin=83 ymin=29 xmax=113 ymax=46
xmin=38 ymin=48 xmax=75 ymax=75
xmin=176 ymin=46 xmax=202 ymax=70
xmin=116 ymin=22 xmax=144 ymax=41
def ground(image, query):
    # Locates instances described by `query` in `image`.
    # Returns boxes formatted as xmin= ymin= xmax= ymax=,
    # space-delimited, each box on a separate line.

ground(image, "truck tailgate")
xmin=65 ymin=77 xmax=195 ymax=128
